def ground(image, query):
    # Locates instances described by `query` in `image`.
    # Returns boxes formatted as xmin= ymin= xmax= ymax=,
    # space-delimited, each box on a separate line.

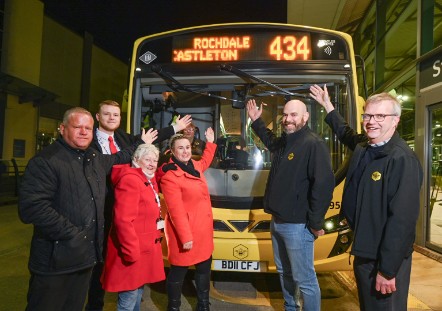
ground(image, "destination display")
xmin=172 ymin=33 xmax=312 ymax=62
xmin=137 ymin=27 xmax=349 ymax=65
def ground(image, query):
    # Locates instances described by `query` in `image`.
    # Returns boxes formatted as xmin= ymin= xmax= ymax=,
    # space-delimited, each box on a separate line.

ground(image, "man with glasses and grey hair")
xmin=310 ymin=84 xmax=423 ymax=311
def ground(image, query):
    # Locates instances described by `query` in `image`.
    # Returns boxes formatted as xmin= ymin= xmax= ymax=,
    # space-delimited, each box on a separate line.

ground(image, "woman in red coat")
xmin=101 ymin=144 xmax=165 ymax=311
xmin=159 ymin=128 xmax=216 ymax=311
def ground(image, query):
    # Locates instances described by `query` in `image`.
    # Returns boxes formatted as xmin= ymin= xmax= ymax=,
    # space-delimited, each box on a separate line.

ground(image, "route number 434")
xmin=269 ymin=35 xmax=310 ymax=61
xmin=329 ymin=201 xmax=341 ymax=209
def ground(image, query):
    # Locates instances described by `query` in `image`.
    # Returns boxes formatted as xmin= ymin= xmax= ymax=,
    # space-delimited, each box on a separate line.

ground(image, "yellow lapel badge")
xmin=371 ymin=171 xmax=381 ymax=181
xmin=288 ymin=153 xmax=294 ymax=160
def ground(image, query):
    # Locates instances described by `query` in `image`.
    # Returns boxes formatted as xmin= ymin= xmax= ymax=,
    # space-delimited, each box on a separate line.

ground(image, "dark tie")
xmin=108 ymin=136 xmax=118 ymax=154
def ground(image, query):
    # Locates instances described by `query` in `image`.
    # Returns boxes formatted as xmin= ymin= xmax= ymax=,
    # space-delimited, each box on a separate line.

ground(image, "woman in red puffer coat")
xmin=101 ymin=144 xmax=165 ymax=311
xmin=159 ymin=128 xmax=216 ymax=311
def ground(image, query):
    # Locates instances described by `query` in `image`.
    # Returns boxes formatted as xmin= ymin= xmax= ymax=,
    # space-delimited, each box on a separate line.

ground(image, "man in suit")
xmin=85 ymin=100 xmax=191 ymax=311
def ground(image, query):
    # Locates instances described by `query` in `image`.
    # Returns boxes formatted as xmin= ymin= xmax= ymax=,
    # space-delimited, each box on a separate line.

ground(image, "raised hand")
xmin=246 ymin=99 xmax=263 ymax=122
xmin=174 ymin=114 xmax=192 ymax=132
xmin=205 ymin=127 xmax=215 ymax=143
xmin=140 ymin=128 xmax=158 ymax=144
xmin=309 ymin=84 xmax=335 ymax=113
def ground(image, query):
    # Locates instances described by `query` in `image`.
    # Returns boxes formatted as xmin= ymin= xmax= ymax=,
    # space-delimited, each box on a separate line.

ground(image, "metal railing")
xmin=0 ymin=159 xmax=26 ymax=197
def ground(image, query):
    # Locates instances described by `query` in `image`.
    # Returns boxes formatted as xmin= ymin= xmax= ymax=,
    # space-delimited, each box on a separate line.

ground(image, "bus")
xmin=127 ymin=23 xmax=364 ymax=272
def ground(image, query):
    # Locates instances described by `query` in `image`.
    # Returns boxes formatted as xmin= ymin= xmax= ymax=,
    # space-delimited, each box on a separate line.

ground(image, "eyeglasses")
xmin=361 ymin=114 xmax=397 ymax=122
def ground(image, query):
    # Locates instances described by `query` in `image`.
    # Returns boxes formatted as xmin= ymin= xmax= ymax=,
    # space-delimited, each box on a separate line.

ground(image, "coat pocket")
xmin=139 ymin=231 xmax=162 ymax=254
xmin=51 ymin=230 xmax=91 ymax=270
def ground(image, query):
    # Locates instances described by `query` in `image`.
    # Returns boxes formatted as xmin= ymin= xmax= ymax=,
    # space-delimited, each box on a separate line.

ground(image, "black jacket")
xmin=325 ymin=110 xmax=423 ymax=278
xmin=251 ymin=118 xmax=335 ymax=230
xmin=91 ymin=126 xmax=175 ymax=152
xmin=18 ymin=137 xmax=141 ymax=275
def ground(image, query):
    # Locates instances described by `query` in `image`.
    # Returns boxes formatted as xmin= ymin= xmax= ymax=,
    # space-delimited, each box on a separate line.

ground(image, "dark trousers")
xmin=85 ymin=262 xmax=105 ymax=311
xmin=25 ymin=267 xmax=94 ymax=311
xmin=86 ymin=202 xmax=113 ymax=311
xmin=353 ymin=256 xmax=412 ymax=311
xmin=167 ymin=256 xmax=212 ymax=283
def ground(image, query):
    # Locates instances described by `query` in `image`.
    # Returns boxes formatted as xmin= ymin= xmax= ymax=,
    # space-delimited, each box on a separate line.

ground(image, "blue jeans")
xmin=117 ymin=286 xmax=144 ymax=311
xmin=271 ymin=219 xmax=321 ymax=311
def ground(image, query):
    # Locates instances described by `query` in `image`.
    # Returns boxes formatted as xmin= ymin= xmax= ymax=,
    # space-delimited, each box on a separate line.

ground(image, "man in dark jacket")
xmin=86 ymin=100 xmax=191 ymax=311
xmin=18 ymin=107 xmax=157 ymax=311
xmin=246 ymin=99 xmax=334 ymax=311
xmin=91 ymin=100 xmax=191 ymax=154
xmin=310 ymin=85 xmax=423 ymax=310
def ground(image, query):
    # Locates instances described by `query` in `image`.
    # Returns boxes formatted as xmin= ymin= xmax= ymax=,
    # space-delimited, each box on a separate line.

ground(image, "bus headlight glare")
xmin=324 ymin=221 xmax=334 ymax=230
xmin=322 ymin=214 xmax=349 ymax=234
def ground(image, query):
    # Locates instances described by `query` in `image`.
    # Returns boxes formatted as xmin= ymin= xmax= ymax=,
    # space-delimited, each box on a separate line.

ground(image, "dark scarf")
xmin=172 ymin=156 xmax=201 ymax=178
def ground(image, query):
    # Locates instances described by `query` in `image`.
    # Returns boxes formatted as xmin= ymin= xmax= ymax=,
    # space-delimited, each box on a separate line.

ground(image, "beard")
xmin=283 ymin=121 xmax=304 ymax=134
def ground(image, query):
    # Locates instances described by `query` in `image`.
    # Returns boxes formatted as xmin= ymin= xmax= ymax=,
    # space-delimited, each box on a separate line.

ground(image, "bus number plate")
xmin=214 ymin=260 xmax=262 ymax=272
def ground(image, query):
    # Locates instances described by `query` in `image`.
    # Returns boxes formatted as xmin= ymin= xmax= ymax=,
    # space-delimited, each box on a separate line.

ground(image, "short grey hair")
xmin=62 ymin=107 xmax=92 ymax=124
xmin=132 ymin=144 xmax=159 ymax=162
xmin=365 ymin=93 xmax=402 ymax=117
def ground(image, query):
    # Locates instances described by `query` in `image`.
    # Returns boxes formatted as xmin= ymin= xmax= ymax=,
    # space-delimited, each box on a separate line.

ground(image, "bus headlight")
xmin=328 ymin=229 xmax=353 ymax=258
xmin=339 ymin=234 xmax=349 ymax=244
xmin=323 ymin=214 xmax=349 ymax=234
xmin=323 ymin=215 xmax=354 ymax=258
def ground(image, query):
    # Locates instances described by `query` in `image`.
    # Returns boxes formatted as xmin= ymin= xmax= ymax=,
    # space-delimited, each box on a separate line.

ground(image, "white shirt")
xmin=96 ymin=128 xmax=121 ymax=154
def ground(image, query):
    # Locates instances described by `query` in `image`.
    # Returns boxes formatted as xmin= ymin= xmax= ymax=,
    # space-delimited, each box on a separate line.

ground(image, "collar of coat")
xmin=57 ymin=137 xmax=98 ymax=160
xmin=285 ymin=124 xmax=309 ymax=143
xmin=171 ymin=156 xmax=201 ymax=178
xmin=359 ymin=132 xmax=402 ymax=159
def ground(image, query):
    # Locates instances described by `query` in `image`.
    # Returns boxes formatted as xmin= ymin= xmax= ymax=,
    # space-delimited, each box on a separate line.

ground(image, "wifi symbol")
xmin=324 ymin=46 xmax=332 ymax=55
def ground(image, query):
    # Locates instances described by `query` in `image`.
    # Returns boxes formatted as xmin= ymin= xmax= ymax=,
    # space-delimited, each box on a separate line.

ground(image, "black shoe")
xmin=166 ymin=280 xmax=183 ymax=311
xmin=194 ymin=273 xmax=210 ymax=311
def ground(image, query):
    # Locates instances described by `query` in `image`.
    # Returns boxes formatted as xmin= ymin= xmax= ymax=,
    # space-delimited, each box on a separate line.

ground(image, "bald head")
xmin=286 ymin=100 xmax=307 ymax=113
xmin=282 ymin=100 xmax=309 ymax=134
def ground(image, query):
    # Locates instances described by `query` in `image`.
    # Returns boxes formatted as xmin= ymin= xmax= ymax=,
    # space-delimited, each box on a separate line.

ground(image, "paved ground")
xmin=102 ymin=271 xmax=360 ymax=311
xmin=2 ymin=197 xmax=441 ymax=311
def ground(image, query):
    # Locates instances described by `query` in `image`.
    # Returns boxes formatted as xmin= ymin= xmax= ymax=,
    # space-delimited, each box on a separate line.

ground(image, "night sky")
xmin=42 ymin=0 xmax=287 ymax=63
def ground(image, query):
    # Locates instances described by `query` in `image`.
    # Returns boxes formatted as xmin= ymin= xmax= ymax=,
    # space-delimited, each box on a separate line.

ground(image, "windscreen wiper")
xmin=219 ymin=64 xmax=307 ymax=99
xmin=150 ymin=65 xmax=243 ymax=103
xmin=253 ymin=82 xmax=335 ymax=98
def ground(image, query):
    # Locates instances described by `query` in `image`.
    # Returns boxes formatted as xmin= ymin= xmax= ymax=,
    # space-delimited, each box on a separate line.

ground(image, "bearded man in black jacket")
xmin=246 ymin=99 xmax=334 ymax=311
xmin=19 ymin=107 xmax=158 ymax=311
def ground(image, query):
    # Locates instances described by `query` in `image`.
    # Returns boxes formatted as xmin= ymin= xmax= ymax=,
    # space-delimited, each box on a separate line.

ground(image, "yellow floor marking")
xmin=408 ymin=293 xmax=431 ymax=310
